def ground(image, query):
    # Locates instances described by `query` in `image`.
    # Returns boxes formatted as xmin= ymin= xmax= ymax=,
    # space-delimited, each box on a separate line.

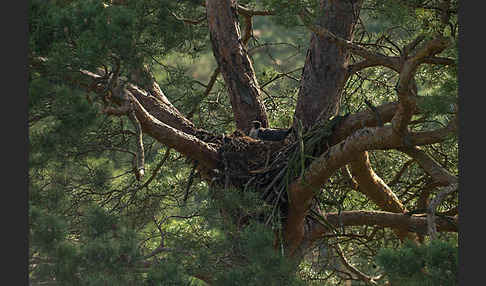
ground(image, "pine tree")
xmin=29 ymin=0 xmax=459 ymax=284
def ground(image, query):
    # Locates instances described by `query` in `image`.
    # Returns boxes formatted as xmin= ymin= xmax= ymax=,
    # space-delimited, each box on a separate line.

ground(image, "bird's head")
xmin=251 ymin=120 xmax=262 ymax=129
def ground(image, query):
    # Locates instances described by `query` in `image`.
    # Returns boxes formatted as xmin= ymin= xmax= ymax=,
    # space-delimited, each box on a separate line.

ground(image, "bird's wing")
xmin=258 ymin=128 xmax=290 ymax=141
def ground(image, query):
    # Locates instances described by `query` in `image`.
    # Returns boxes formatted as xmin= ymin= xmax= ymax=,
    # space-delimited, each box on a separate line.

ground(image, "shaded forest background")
xmin=28 ymin=0 xmax=459 ymax=285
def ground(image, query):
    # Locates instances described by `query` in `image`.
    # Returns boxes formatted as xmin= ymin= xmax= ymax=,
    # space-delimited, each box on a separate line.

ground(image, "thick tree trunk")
xmin=285 ymin=0 xmax=363 ymax=255
xmin=206 ymin=0 xmax=268 ymax=132
xmin=293 ymin=0 xmax=363 ymax=129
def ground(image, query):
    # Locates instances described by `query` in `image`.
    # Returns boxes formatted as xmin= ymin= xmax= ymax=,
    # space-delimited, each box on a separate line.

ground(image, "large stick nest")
xmin=205 ymin=115 xmax=349 ymax=208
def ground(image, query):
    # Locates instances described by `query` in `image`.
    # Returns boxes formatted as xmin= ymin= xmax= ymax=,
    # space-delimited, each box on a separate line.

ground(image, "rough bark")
xmin=349 ymin=152 xmax=405 ymax=213
xmin=206 ymin=0 xmax=268 ymax=132
xmin=128 ymin=91 xmax=220 ymax=170
xmin=126 ymin=84 xmax=198 ymax=136
xmin=31 ymin=2 xmax=458 ymax=268
xmin=315 ymin=210 xmax=457 ymax=236
xmin=293 ymin=0 xmax=363 ymax=129
xmin=40 ymin=60 xmax=222 ymax=171
xmin=349 ymin=151 xmax=418 ymax=241
xmin=284 ymin=117 xmax=456 ymax=253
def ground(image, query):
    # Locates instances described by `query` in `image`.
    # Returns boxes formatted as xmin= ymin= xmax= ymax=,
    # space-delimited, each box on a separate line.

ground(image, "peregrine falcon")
xmin=249 ymin=120 xmax=293 ymax=141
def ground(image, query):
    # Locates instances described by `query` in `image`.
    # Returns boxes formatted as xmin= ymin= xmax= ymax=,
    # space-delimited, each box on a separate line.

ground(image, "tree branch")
xmin=349 ymin=153 xmax=405 ymax=214
xmin=324 ymin=210 xmax=457 ymax=234
xmin=187 ymin=66 xmax=221 ymax=120
xmin=391 ymin=36 xmax=450 ymax=136
xmin=128 ymin=93 xmax=220 ymax=170
xmin=128 ymin=107 xmax=145 ymax=181
xmin=333 ymin=243 xmax=379 ymax=285
xmin=399 ymin=146 xmax=458 ymax=186
xmin=349 ymin=151 xmax=417 ymax=241
xmin=427 ymin=183 xmax=458 ymax=240
xmin=206 ymin=0 xmax=268 ymax=131
xmin=285 ymin=114 xmax=456 ymax=253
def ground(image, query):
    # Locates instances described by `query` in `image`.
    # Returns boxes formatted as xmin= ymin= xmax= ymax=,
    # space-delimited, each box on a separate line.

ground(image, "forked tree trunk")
xmin=285 ymin=0 xmax=363 ymax=255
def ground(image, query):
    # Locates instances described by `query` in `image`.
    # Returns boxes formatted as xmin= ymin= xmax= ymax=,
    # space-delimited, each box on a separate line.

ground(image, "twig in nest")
xmin=261 ymin=166 xmax=288 ymax=201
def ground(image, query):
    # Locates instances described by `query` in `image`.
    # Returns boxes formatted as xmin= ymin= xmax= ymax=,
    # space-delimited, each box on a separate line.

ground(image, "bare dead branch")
xmin=139 ymin=148 xmax=172 ymax=189
xmin=427 ymin=183 xmax=458 ymax=240
xmin=128 ymin=107 xmax=145 ymax=181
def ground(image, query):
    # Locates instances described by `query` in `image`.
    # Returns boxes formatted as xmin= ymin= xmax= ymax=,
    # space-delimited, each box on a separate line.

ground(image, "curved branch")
xmin=349 ymin=152 xmax=405 ymax=213
xmin=128 ymin=91 xmax=220 ymax=170
xmin=285 ymin=116 xmax=456 ymax=253
xmin=333 ymin=243 xmax=379 ymax=285
xmin=391 ymin=36 xmax=450 ymax=135
xmin=349 ymin=152 xmax=418 ymax=241
xmin=285 ymin=126 xmax=398 ymax=254
xmin=427 ymin=183 xmax=458 ymax=240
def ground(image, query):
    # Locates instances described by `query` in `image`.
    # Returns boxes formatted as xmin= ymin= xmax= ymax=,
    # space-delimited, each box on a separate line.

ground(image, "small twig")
xmin=187 ymin=66 xmax=220 ymax=119
xmin=388 ymin=159 xmax=414 ymax=186
xmin=183 ymin=161 xmax=199 ymax=204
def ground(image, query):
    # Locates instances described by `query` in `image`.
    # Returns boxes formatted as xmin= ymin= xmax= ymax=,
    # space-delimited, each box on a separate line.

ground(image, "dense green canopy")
xmin=29 ymin=0 xmax=458 ymax=285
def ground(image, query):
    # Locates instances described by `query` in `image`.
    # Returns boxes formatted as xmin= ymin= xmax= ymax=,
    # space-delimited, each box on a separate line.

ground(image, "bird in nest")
xmin=249 ymin=120 xmax=293 ymax=141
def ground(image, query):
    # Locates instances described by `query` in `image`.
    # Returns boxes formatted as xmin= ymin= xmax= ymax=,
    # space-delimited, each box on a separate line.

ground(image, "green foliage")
xmin=30 ymin=205 xmax=144 ymax=285
xmin=29 ymin=0 xmax=458 ymax=285
xmin=376 ymin=239 xmax=458 ymax=286
xmin=213 ymin=223 xmax=305 ymax=286
xmin=29 ymin=0 xmax=207 ymax=80
xmin=146 ymin=262 xmax=194 ymax=286
xmin=30 ymin=206 xmax=68 ymax=253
